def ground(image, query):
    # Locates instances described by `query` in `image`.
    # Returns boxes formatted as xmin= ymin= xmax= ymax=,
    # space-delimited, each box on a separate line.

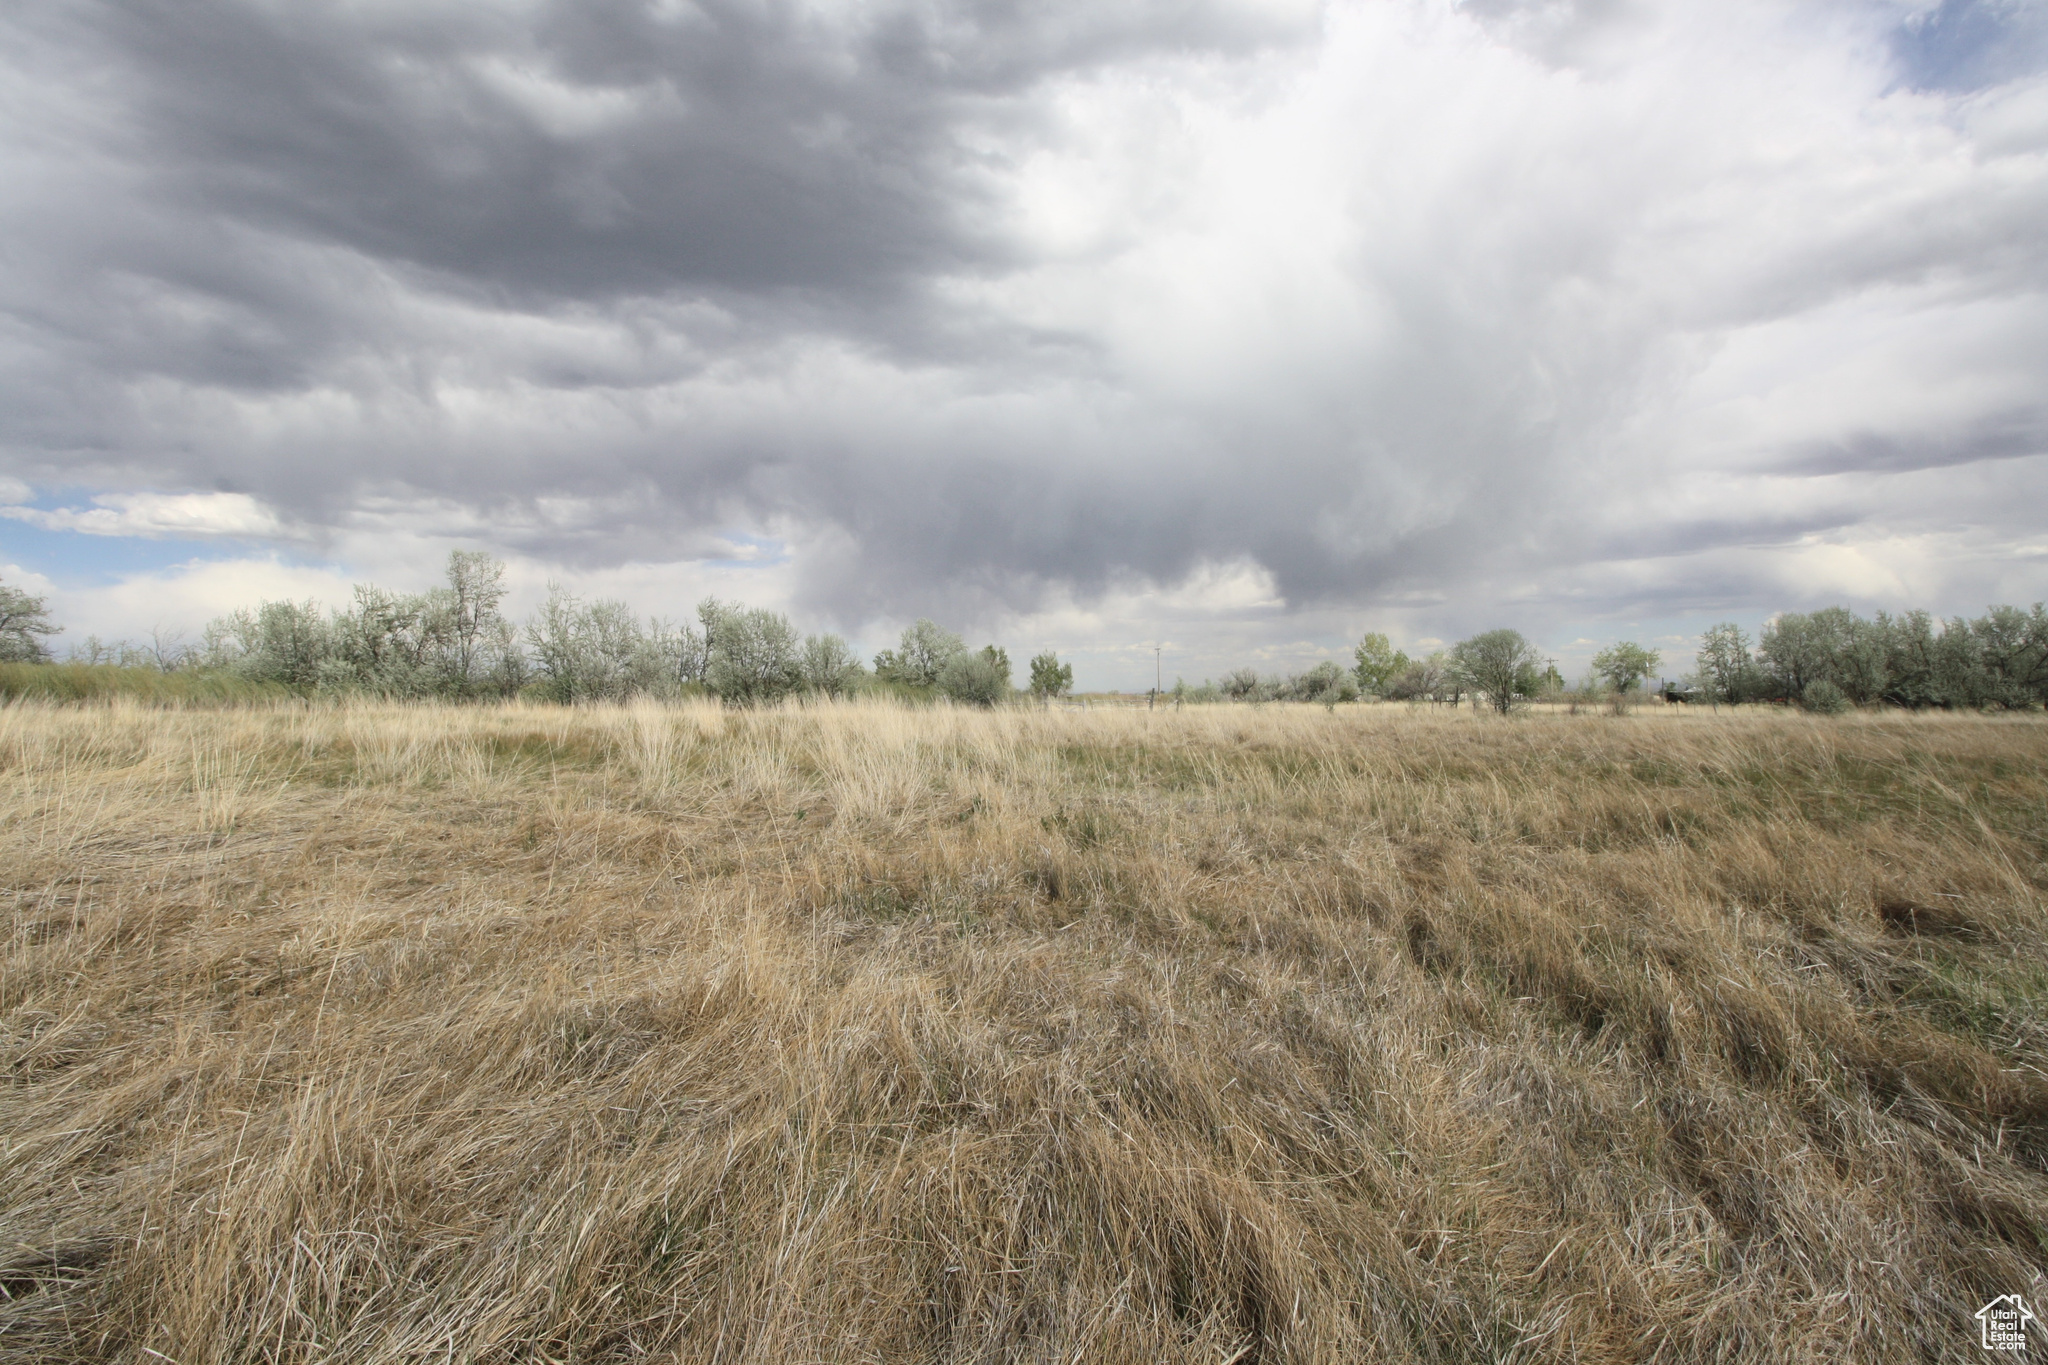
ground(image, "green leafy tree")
xmin=524 ymin=587 xmax=656 ymax=702
xmin=1028 ymin=650 xmax=1073 ymax=701
xmin=799 ymin=632 xmax=863 ymax=697
xmin=696 ymin=597 xmax=729 ymax=671
xmin=875 ymin=619 xmax=966 ymax=689
xmin=444 ymin=549 xmax=511 ymax=694
xmin=1758 ymin=610 xmax=1855 ymax=701
xmin=646 ymin=617 xmax=707 ymax=694
xmin=1907 ymin=610 xmax=1983 ymax=707
xmin=1352 ymin=633 xmax=1406 ymax=696
xmin=525 ymin=584 xmax=591 ymax=702
xmin=240 ymin=599 xmax=335 ymax=690
xmin=1973 ymin=603 xmax=2048 ymax=708
xmin=1591 ymin=641 xmax=1660 ymax=694
xmin=1452 ymin=629 xmax=1545 ymax=714
xmin=0 ymin=576 xmax=60 ymax=662
xmin=578 ymin=599 xmax=649 ymax=700
xmin=1386 ymin=652 xmax=1448 ymax=702
xmin=334 ymin=584 xmax=439 ymax=695
xmin=703 ymin=603 xmax=802 ymax=704
xmin=1694 ymin=623 xmax=1754 ymax=706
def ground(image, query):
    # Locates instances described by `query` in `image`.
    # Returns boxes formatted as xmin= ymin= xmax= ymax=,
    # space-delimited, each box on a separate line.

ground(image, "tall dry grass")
xmin=2 ymin=697 xmax=2044 ymax=1363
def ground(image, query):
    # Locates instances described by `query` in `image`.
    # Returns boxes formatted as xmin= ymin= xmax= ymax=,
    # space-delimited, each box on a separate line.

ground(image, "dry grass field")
xmin=3 ymin=699 xmax=2046 ymax=1363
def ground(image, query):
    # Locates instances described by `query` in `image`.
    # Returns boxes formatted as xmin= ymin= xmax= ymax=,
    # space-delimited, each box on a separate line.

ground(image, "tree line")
xmin=1327 ymin=606 xmax=2048 ymax=714
xmin=4 ymin=560 xmax=2045 ymax=711
xmin=0 ymin=554 xmax=1049 ymax=707
xmin=1689 ymin=606 xmax=2048 ymax=712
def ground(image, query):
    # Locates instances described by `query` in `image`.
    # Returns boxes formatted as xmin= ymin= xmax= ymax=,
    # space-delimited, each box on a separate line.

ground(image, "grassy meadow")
xmin=2 ymin=698 xmax=2046 ymax=1363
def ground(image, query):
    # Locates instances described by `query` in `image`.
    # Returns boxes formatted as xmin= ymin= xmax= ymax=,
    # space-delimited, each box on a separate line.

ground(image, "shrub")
xmin=1220 ymin=667 xmax=1263 ymax=701
xmin=1802 ymin=679 xmax=1850 ymax=715
xmin=939 ymin=646 xmax=1011 ymax=707
xmin=1287 ymin=660 xmax=1357 ymax=706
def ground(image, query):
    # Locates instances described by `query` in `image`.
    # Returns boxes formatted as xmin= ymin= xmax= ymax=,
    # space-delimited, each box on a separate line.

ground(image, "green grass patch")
xmin=1892 ymin=952 xmax=2048 ymax=1060
xmin=0 ymin=662 xmax=292 ymax=706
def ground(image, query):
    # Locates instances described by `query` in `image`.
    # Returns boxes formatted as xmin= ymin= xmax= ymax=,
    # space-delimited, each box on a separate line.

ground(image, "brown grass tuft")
xmin=3 ymin=698 xmax=2045 ymax=1361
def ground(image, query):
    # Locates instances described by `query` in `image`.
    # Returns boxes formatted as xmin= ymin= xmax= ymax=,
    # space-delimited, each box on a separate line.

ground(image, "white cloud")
xmin=1 ymin=492 xmax=290 ymax=540
xmin=41 ymin=557 xmax=359 ymax=649
xmin=0 ymin=0 xmax=2044 ymax=672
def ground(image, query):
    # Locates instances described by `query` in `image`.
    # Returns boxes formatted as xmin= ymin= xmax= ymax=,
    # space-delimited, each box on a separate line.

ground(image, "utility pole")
xmin=1151 ymin=644 xmax=1161 ymax=710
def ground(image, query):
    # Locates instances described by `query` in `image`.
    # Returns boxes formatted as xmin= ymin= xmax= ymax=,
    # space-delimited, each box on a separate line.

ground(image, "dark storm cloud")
xmin=5 ymin=0 xmax=2048 ymax=640
xmin=1787 ymin=407 xmax=2048 ymax=477
xmin=0 ymin=0 xmax=1316 ymax=570
xmin=1 ymin=0 xmax=1315 ymax=431
xmin=78 ymin=0 xmax=1305 ymax=308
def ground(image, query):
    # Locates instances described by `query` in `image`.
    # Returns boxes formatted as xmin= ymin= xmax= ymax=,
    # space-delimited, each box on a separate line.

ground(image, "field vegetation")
xmin=12 ymin=560 xmax=2046 ymax=715
xmin=0 ymin=663 xmax=290 ymax=707
xmin=3 ymin=699 xmax=2046 ymax=1363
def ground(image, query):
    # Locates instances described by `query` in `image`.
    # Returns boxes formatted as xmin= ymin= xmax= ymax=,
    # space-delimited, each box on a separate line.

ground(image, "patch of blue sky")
xmin=701 ymin=531 xmax=792 ymax=569
xmin=1891 ymin=0 xmax=2048 ymax=93
xmin=0 ymin=514 xmax=257 ymax=583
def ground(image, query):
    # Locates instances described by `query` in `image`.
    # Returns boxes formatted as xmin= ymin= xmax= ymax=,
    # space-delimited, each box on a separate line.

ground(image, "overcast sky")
xmin=3 ymin=0 xmax=2046 ymax=687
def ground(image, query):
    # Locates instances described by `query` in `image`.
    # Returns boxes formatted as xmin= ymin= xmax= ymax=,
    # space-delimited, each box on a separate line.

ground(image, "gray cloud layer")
xmin=5 ymin=0 xmax=2047 ymax=639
